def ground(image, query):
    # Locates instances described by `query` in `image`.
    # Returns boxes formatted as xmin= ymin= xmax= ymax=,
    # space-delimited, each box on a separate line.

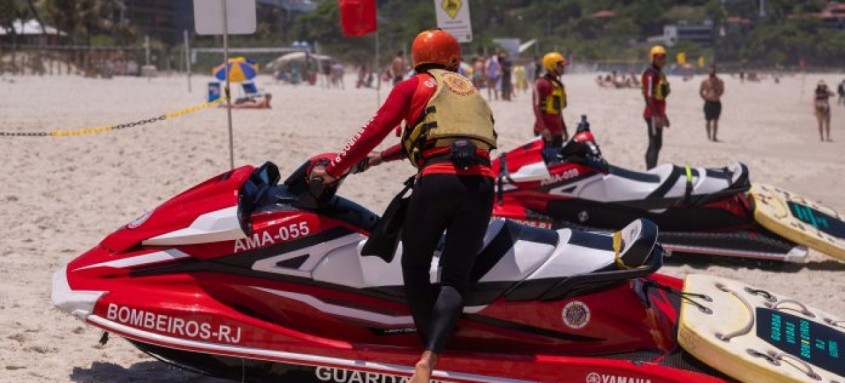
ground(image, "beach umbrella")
xmin=267 ymin=52 xmax=333 ymax=69
xmin=213 ymin=57 xmax=258 ymax=83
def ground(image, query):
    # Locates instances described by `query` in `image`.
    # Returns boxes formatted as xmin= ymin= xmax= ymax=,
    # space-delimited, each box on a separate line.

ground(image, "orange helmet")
xmin=411 ymin=29 xmax=461 ymax=70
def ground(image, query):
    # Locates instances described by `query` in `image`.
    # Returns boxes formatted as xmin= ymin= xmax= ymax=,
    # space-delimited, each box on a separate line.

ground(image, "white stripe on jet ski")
xmin=76 ymin=249 xmax=189 ymax=270
xmin=143 ymin=206 xmax=246 ymax=246
xmin=252 ymin=286 xmax=414 ymax=326
xmin=86 ymin=315 xmax=535 ymax=383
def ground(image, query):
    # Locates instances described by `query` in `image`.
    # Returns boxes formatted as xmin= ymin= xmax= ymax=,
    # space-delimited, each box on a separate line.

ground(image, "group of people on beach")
xmin=387 ymin=49 xmax=538 ymax=103
xmin=531 ymin=44 xmax=727 ymax=169
xmin=584 ymin=48 xmax=839 ymax=168
xmin=596 ymin=71 xmax=640 ymax=88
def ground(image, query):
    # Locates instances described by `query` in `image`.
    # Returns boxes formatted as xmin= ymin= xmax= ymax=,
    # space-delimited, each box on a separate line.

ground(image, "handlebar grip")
xmin=308 ymin=176 xmax=325 ymax=198
xmin=352 ymin=158 xmax=370 ymax=174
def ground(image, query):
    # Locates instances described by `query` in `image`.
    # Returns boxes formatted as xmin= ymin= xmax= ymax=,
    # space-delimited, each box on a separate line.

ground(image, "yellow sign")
xmin=676 ymin=52 xmax=687 ymax=65
xmin=441 ymin=0 xmax=461 ymax=19
xmin=697 ymin=56 xmax=705 ymax=68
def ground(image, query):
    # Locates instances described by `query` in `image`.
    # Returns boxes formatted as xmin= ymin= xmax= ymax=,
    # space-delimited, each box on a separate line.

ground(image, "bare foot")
xmin=409 ymin=360 xmax=432 ymax=383
xmin=409 ymin=351 xmax=438 ymax=383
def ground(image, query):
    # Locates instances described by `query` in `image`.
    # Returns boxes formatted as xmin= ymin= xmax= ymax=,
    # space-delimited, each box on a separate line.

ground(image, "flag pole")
xmin=375 ymin=30 xmax=381 ymax=107
xmin=184 ymin=29 xmax=192 ymax=93
xmin=221 ymin=0 xmax=234 ymax=170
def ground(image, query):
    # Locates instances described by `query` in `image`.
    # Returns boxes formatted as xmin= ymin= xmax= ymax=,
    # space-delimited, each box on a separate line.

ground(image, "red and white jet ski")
xmin=492 ymin=116 xmax=845 ymax=263
xmin=52 ymin=159 xmax=845 ymax=383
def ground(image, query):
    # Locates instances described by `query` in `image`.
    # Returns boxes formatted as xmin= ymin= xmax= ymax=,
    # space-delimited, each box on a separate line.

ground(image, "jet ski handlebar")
xmin=292 ymin=155 xmax=370 ymax=210
xmin=549 ymin=116 xmax=608 ymax=170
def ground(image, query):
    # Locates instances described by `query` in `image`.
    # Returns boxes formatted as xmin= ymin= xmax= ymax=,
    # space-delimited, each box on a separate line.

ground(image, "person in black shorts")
xmin=699 ymin=64 xmax=725 ymax=142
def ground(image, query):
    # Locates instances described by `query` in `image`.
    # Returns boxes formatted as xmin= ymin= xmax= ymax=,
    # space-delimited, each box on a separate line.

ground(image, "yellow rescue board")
xmin=678 ymin=274 xmax=845 ymax=383
xmin=748 ymin=183 xmax=845 ymax=261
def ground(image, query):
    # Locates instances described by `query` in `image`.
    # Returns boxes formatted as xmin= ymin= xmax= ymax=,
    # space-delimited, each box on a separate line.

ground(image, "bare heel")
xmin=409 ymin=351 xmax=438 ymax=383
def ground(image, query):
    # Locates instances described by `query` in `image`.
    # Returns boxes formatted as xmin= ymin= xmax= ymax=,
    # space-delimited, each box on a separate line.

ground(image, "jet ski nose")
xmin=51 ymin=264 xmax=105 ymax=321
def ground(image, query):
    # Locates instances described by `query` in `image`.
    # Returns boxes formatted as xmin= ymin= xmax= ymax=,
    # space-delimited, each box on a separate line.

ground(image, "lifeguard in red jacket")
xmin=641 ymin=45 xmax=671 ymax=169
xmin=310 ymin=29 xmax=497 ymax=383
xmin=533 ymin=51 xmax=569 ymax=147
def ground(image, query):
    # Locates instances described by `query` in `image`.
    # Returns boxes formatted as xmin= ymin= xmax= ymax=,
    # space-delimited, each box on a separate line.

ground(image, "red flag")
xmin=339 ymin=0 xmax=377 ymax=37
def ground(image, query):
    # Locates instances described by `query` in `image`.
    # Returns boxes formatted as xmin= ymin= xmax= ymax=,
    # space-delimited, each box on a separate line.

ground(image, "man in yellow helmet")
xmin=641 ymin=45 xmax=670 ymax=169
xmin=532 ymin=52 xmax=569 ymax=147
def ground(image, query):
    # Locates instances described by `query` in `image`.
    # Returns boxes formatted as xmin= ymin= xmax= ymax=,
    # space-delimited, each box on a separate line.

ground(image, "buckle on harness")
xmin=450 ymin=139 xmax=477 ymax=170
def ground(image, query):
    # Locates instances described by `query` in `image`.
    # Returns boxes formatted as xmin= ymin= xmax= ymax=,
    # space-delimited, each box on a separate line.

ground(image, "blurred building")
xmin=648 ymin=20 xmax=714 ymax=47
xmin=0 ymin=19 xmax=67 ymax=45
xmin=818 ymin=1 xmax=845 ymax=30
xmin=116 ymin=0 xmax=320 ymax=45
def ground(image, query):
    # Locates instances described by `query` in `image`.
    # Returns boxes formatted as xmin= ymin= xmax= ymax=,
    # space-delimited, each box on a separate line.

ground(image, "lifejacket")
xmin=402 ymin=69 xmax=497 ymax=168
xmin=646 ymin=68 xmax=670 ymax=101
xmin=539 ymin=76 xmax=566 ymax=115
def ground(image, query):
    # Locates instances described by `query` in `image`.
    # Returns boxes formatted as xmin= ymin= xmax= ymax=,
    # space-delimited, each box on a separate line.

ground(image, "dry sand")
xmin=0 ymin=71 xmax=843 ymax=382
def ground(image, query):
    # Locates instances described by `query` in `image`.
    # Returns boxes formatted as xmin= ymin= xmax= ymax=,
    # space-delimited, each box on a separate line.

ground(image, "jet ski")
xmin=492 ymin=116 xmax=845 ymax=263
xmin=52 ymin=158 xmax=845 ymax=383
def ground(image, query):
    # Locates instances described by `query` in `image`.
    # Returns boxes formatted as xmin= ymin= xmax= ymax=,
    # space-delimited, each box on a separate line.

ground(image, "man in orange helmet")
xmin=533 ymin=51 xmax=569 ymax=147
xmin=642 ymin=45 xmax=670 ymax=169
xmin=310 ymin=29 xmax=497 ymax=383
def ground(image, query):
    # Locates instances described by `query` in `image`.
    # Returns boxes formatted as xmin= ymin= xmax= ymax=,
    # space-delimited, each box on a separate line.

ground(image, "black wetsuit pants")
xmin=401 ymin=174 xmax=494 ymax=353
xmin=645 ymin=117 xmax=663 ymax=170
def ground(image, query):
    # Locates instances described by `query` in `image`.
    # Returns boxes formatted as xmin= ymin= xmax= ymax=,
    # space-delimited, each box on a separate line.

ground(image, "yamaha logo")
xmin=585 ymin=372 xmax=652 ymax=383
xmin=562 ymin=300 xmax=590 ymax=329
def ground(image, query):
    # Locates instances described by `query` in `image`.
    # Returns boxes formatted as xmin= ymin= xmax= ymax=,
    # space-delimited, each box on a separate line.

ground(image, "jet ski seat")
xmin=607 ymin=165 xmax=661 ymax=183
xmin=594 ymin=163 xmax=750 ymax=210
xmin=464 ymin=220 xmax=560 ymax=305
xmin=501 ymin=219 xmax=662 ymax=302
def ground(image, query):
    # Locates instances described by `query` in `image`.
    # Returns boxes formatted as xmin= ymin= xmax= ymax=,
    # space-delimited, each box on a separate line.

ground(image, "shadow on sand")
xmin=70 ymin=361 xmax=231 ymax=383
xmin=666 ymin=252 xmax=845 ymax=273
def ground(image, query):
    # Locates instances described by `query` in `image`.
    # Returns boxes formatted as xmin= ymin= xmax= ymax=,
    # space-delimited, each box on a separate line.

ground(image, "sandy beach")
xmin=1 ymin=71 xmax=843 ymax=382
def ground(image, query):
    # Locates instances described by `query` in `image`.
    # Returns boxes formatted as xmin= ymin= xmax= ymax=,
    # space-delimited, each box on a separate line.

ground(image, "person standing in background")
xmin=815 ymin=80 xmax=835 ymax=142
xmin=485 ymin=51 xmax=501 ymax=101
xmin=532 ymin=55 xmax=542 ymax=80
xmin=472 ymin=50 xmax=486 ymax=89
xmin=641 ymin=45 xmax=670 ymax=170
xmin=515 ymin=64 xmax=526 ymax=94
xmin=699 ymin=64 xmax=725 ymax=142
xmin=391 ymin=51 xmax=406 ymax=86
xmin=532 ymin=52 xmax=569 ymax=147
xmin=500 ymin=53 xmax=513 ymax=101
